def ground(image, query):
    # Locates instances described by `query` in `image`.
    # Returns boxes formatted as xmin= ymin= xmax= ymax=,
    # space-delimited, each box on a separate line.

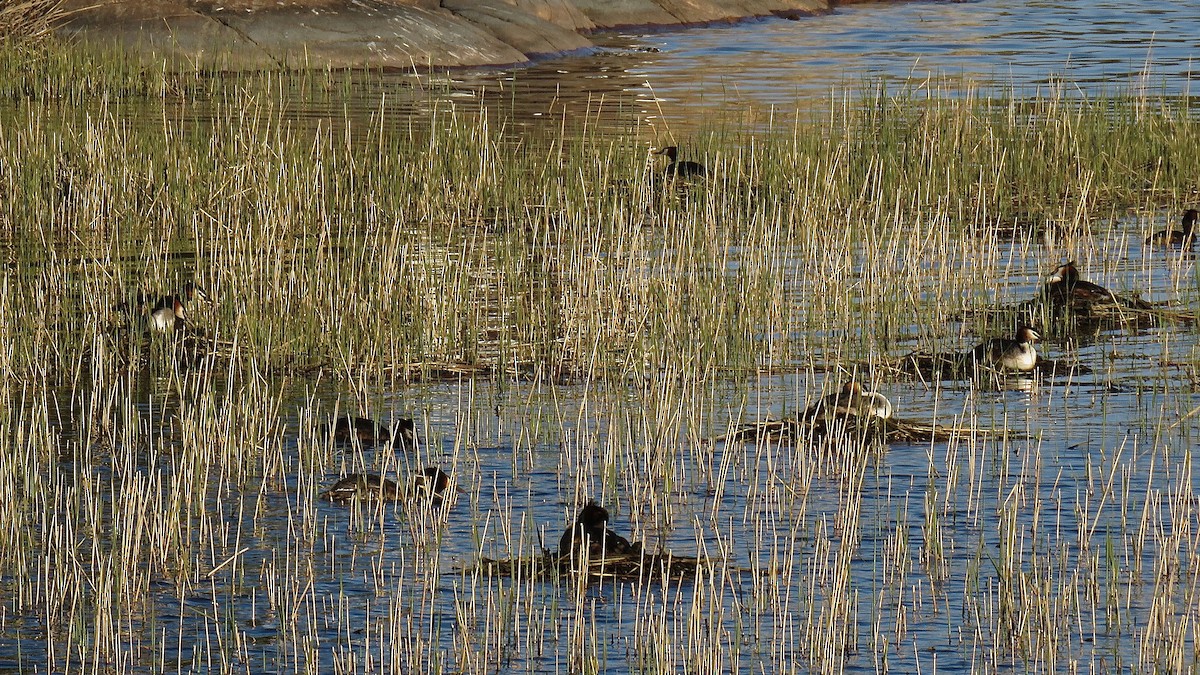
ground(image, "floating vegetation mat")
xmin=469 ymin=551 xmax=722 ymax=583
xmin=715 ymin=414 xmax=1004 ymax=445
xmin=957 ymin=301 xmax=1198 ymax=333
xmin=880 ymin=354 xmax=1090 ymax=381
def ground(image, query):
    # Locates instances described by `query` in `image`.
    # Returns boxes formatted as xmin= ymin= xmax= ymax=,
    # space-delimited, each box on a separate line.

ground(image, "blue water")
xmin=446 ymin=0 xmax=1199 ymax=133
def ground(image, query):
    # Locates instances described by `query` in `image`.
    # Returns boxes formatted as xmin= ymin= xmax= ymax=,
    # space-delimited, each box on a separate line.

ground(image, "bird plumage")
xmin=654 ymin=145 xmax=707 ymax=179
xmin=1145 ymin=209 xmax=1197 ymax=247
xmin=963 ymin=325 xmax=1041 ymax=372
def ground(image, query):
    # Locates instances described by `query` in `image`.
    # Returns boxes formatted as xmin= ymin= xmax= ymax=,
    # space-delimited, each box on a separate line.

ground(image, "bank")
xmin=57 ymin=0 xmax=832 ymax=70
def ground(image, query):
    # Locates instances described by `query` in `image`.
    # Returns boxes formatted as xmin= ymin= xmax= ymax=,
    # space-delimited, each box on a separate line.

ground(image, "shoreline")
xmin=56 ymin=0 xmax=832 ymax=71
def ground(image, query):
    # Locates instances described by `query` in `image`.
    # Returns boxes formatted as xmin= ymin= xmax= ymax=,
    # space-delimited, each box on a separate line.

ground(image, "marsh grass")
xmin=3 ymin=70 xmax=1198 ymax=389
xmin=2 ymin=39 xmax=1200 ymax=674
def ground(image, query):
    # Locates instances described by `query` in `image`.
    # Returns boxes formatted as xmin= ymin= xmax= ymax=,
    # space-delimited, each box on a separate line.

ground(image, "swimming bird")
xmin=324 ymin=415 xmax=415 ymax=448
xmin=1145 ymin=209 xmax=1197 ymax=247
xmin=654 ymin=146 xmax=707 ymax=180
xmin=1041 ymin=261 xmax=1153 ymax=316
xmin=320 ymin=466 xmax=453 ymax=506
xmin=558 ymin=501 xmax=640 ymax=562
xmin=961 ymin=325 xmax=1041 ymax=373
xmin=408 ymin=466 xmax=456 ymax=508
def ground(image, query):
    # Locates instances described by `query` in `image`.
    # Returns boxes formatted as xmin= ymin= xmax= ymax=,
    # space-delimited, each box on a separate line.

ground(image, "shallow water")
xmin=5 ymin=222 xmax=1198 ymax=674
xmin=4 ymin=1 xmax=1200 ymax=673
xmin=437 ymin=0 xmax=1200 ymax=137
xmin=149 ymin=0 xmax=1199 ymax=145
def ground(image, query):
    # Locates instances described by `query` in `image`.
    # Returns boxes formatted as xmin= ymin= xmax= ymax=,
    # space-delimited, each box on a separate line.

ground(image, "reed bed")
xmin=1 ymin=38 xmax=1199 ymax=674
xmin=0 ymin=0 xmax=65 ymax=46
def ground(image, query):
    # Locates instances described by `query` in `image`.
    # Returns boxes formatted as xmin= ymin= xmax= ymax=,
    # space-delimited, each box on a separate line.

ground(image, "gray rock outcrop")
xmin=58 ymin=0 xmax=830 ymax=69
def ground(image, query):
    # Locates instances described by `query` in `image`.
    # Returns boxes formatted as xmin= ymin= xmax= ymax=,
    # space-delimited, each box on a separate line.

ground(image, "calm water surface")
xmin=5 ymin=1 xmax=1200 ymax=673
xmin=440 ymin=0 xmax=1199 ymax=136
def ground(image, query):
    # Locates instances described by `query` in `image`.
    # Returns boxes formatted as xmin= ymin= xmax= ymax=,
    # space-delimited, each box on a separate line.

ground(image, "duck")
xmin=325 ymin=415 xmax=415 ymax=448
xmin=1041 ymin=261 xmax=1153 ymax=315
xmin=320 ymin=466 xmax=453 ymax=506
xmin=1145 ymin=209 xmax=1197 ymax=247
xmin=654 ymin=146 xmax=707 ymax=180
xmin=961 ymin=325 xmax=1041 ymax=373
xmin=558 ymin=501 xmax=640 ymax=563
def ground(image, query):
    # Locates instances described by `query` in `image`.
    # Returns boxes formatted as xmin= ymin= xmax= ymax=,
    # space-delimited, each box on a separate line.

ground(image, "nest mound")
xmin=717 ymin=414 xmax=1003 ymax=446
xmin=470 ymin=551 xmax=717 ymax=582
xmin=885 ymin=353 xmax=1088 ymax=381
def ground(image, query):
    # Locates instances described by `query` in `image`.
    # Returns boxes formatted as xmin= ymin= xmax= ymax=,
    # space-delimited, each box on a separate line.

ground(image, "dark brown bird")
xmin=408 ymin=466 xmax=455 ymax=508
xmin=320 ymin=466 xmax=453 ymax=506
xmin=558 ymin=501 xmax=640 ymax=562
xmin=1145 ymin=209 xmax=1197 ymax=247
xmin=654 ymin=146 xmax=707 ymax=179
xmin=325 ymin=416 xmax=415 ymax=448
xmin=1041 ymin=261 xmax=1153 ymax=315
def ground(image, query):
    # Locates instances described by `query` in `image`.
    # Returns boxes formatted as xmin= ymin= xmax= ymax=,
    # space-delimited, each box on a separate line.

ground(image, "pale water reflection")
xmin=437 ymin=0 xmax=1200 ymax=136
xmin=162 ymin=2 xmax=1198 ymax=143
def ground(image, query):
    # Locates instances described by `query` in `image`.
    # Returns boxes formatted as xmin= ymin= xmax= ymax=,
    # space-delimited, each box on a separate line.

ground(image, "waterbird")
xmin=320 ymin=466 xmax=453 ymax=506
xmin=324 ymin=415 xmax=415 ymax=448
xmin=141 ymin=282 xmax=209 ymax=332
xmin=654 ymin=146 xmax=707 ymax=180
xmin=1041 ymin=261 xmax=1153 ymax=314
xmin=962 ymin=325 xmax=1041 ymax=373
xmin=803 ymin=381 xmax=893 ymax=423
xmin=148 ymin=297 xmax=185 ymax=332
xmin=559 ymin=501 xmax=640 ymax=562
xmin=1145 ymin=209 xmax=1197 ymax=248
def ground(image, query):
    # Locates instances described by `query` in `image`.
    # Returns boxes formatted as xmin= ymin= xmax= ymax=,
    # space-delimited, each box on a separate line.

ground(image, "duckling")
xmin=1145 ymin=209 xmax=1197 ymax=247
xmin=324 ymin=415 xmax=415 ymax=448
xmin=320 ymin=466 xmax=453 ymax=506
xmin=654 ymin=146 xmax=707 ymax=180
xmin=558 ymin=501 xmax=640 ymax=562
xmin=962 ymin=326 xmax=1041 ymax=373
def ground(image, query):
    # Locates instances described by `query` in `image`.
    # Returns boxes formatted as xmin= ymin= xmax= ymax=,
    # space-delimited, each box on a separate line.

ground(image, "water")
xmin=191 ymin=0 xmax=1196 ymax=144
xmin=433 ymin=0 xmax=1200 ymax=136
xmin=4 ymin=1 xmax=1200 ymax=673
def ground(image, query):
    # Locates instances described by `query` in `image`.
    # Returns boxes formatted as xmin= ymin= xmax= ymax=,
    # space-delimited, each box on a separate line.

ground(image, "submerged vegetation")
xmin=1 ymin=34 xmax=1199 ymax=673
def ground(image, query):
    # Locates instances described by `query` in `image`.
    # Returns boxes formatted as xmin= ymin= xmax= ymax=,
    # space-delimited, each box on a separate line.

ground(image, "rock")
xmin=57 ymin=0 xmax=831 ymax=70
xmin=442 ymin=0 xmax=593 ymax=57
